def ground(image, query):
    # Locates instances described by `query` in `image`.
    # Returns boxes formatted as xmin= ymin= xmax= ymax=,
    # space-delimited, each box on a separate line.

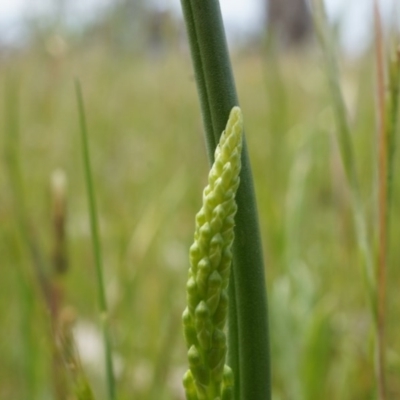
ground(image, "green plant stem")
xmin=4 ymin=75 xmax=48 ymax=400
xmin=374 ymin=14 xmax=400 ymax=400
xmin=4 ymin=76 xmax=52 ymax=307
xmin=312 ymin=0 xmax=375 ymax=310
xmin=312 ymin=1 xmax=394 ymax=397
xmin=180 ymin=1 xmax=271 ymax=399
xmin=179 ymin=1 xmax=215 ymax=161
xmin=374 ymin=3 xmax=388 ymax=398
xmin=386 ymin=43 xmax=400 ymax=216
xmin=75 ymin=80 xmax=116 ymax=400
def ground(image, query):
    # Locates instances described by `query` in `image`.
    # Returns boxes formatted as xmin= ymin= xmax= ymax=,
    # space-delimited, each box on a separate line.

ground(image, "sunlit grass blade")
xmin=374 ymin=4 xmax=400 ymax=398
xmin=4 ymin=74 xmax=43 ymax=400
xmin=75 ymin=79 xmax=116 ymax=400
xmin=373 ymin=2 xmax=388 ymax=398
xmin=311 ymin=0 xmax=375 ymax=315
xmin=386 ymin=38 xmax=400 ymax=213
xmin=4 ymin=74 xmax=52 ymax=307
xmin=311 ymin=0 xmax=399 ymax=397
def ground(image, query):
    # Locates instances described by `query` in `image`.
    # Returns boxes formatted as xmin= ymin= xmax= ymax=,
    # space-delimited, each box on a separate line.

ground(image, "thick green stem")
xmin=180 ymin=1 xmax=271 ymax=399
xmin=179 ymin=1 xmax=215 ymax=161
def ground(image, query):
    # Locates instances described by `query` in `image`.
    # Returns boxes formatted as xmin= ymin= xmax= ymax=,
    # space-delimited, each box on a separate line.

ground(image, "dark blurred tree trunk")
xmin=266 ymin=0 xmax=312 ymax=47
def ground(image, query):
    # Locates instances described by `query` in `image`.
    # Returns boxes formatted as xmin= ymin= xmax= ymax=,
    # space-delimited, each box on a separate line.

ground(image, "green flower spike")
xmin=183 ymin=106 xmax=243 ymax=400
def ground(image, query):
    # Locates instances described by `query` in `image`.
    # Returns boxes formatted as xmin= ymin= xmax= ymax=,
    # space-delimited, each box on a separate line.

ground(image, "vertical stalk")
xmin=374 ymin=4 xmax=400 ymax=398
xmin=311 ymin=0 xmax=376 ymax=321
xmin=180 ymin=1 xmax=271 ymax=399
xmin=373 ymin=2 xmax=387 ymax=398
xmin=75 ymin=80 xmax=116 ymax=400
xmin=4 ymin=75 xmax=52 ymax=306
xmin=179 ymin=1 xmax=215 ymax=161
xmin=49 ymin=169 xmax=69 ymax=400
xmin=386 ymin=45 xmax=400 ymax=209
xmin=4 ymin=74 xmax=42 ymax=400
xmin=312 ymin=1 xmax=400 ymax=398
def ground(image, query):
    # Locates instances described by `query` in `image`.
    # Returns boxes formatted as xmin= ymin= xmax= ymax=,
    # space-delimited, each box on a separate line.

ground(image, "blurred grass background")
xmin=1 ymin=3 xmax=400 ymax=399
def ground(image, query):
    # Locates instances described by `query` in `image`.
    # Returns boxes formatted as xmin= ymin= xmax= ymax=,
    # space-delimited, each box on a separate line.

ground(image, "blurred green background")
xmin=1 ymin=1 xmax=399 ymax=399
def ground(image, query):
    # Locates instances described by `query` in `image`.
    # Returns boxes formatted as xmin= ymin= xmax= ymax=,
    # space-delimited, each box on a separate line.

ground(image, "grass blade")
xmin=75 ymin=79 xmax=116 ymax=400
xmin=373 ymin=2 xmax=388 ymax=398
xmin=386 ymin=44 xmax=400 ymax=210
xmin=311 ymin=0 xmax=375 ymax=317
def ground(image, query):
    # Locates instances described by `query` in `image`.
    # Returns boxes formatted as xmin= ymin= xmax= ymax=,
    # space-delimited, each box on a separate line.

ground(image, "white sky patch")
xmin=219 ymin=0 xmax=264 ymax=35
xmin=0 ymin=0 xmax=399 ymax=51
